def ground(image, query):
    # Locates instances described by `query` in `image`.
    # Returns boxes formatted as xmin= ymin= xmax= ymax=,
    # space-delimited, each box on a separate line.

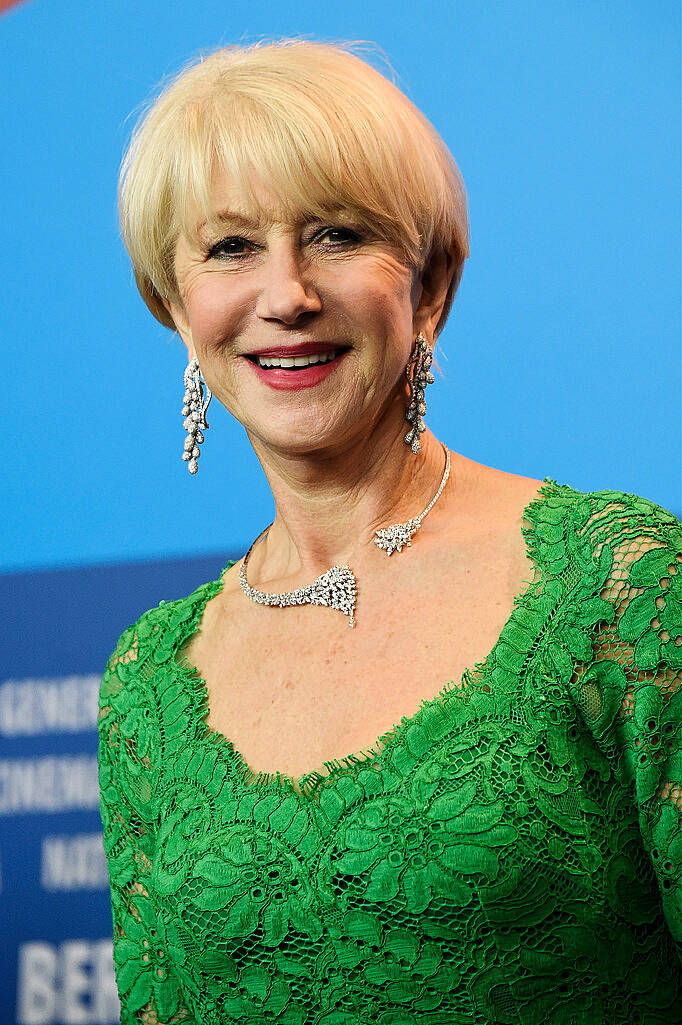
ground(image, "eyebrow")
xmin=193 ymin=201 xmax=364 ymax=236
xmin=195 ymin=209 xmax=310 ymax=234
xmin=194 ymin=211 xmax=257 ymax=236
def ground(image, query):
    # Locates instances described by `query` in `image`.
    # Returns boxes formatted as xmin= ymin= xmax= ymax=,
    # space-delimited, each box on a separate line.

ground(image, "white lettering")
xmin=17 ymin=939 xmax=120 ymax=1025
xmin=91 ymin=941 xmax=120 ymax=1022
xmin=62 ymin=942 xmax=90 ymax=1024
xmin=41 ymin=834 xmax=109 ymax=891
xmin=0 ymin=676 xmax=100 ymax=736
xmin=17 ymin=943 xmax=56 ymax=1025
xmin=0 ymin=756 xmax=99 ymax=814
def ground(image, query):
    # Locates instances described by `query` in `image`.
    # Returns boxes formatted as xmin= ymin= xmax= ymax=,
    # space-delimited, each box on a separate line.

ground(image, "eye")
xmin=315 ymin=226 xmax=361 ymax=246
xmin=205 ymin=225 xmax=361 ymax=261
xmin=206 ymin=236 xmax=253 ymax=260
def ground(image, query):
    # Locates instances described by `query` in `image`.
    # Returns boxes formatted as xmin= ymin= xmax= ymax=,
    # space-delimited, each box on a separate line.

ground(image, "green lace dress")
xmin=98 ymin=479 xmax=682 ymax=1025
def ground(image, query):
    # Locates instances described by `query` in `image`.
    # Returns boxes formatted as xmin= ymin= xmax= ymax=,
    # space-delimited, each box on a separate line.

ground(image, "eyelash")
xmin=206 ymin=226 xmax=361 ymax=260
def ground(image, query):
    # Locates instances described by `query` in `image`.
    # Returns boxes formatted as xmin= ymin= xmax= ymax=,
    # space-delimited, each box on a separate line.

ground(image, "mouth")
xmin=243 ymin=345 xmax=351 ymax=370
xmin=241 ymin=346 xmax=351 ymax=391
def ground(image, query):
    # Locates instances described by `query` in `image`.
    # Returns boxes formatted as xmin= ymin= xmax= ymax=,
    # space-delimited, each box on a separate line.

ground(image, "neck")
xmin=243 ymin=396 xmax=454 ymax=586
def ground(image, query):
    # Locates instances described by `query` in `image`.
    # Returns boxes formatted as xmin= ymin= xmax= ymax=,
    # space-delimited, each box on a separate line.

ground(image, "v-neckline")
xmin=172 ymin=476 xmax=568 ymax=800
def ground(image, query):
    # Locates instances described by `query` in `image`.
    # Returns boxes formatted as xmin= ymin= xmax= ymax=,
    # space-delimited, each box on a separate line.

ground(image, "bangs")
xmin=174 ymin=92 xmax=426 ymax=268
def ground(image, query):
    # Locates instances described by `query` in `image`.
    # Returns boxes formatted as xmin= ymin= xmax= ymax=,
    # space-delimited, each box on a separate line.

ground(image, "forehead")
xmin=189 ymin=168 xmax=356 ymax=238
xmin=205 ymin=172 xmax=285 ymax=222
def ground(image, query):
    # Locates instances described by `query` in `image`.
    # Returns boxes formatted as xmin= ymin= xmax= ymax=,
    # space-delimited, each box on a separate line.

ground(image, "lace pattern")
xmin=98 ymin=479 xmax=682 ymax=1024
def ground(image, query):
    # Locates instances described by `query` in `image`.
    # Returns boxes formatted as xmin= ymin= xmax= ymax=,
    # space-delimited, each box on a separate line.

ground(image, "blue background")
xmin=0 ymin=2 xmax=679 ymax=1022
xmin=3 ymin=0 xmax=680 ymax=575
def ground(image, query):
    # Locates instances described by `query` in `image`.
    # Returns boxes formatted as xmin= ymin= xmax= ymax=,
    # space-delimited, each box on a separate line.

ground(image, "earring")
xmin=182 ymin=357 xmax=212 ymax=475
xmin=404 ymin=333 xmax=434 ymax=454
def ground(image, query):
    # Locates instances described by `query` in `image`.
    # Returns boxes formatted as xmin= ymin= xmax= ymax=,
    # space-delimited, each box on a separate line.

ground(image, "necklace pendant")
xmin=373 ymin=517 xmax=422 ymax=556
xmin=307 ymin=565 xmax=358 ymax=628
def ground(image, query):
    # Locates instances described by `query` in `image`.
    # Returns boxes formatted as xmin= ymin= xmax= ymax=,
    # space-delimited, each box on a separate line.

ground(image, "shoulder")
xmin=559 ymin=481 xmax=681 ymax=709
xmin=579 ymin=482 xmax=680 ymax=526
xmin=98 ymin=570 xmax=228 ymax=729
xmin=564 ymin=482 xmax=681 ymax=569
xmin=554 ymin=482 xmax=682 ymax=753
xmin=487 ymin=470 xmax=681 ymax=594
xmin=97 ymin=572 xmax=229 ymax=804
xmin=518 ymin=474 xmax=680 ymax=550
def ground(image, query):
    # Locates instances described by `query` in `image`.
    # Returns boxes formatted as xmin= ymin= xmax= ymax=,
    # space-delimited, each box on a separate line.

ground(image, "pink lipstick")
xmin=242 ymin=345 xmax=350 ymax=391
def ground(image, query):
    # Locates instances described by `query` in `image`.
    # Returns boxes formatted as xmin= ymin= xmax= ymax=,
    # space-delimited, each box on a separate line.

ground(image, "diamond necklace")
xmin=239 ymin=442 xmax=451 ymax=628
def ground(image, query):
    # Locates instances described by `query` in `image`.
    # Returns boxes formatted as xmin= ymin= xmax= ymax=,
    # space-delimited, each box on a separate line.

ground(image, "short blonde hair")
xmin=119 ymin=37 xmax=470 ymax=336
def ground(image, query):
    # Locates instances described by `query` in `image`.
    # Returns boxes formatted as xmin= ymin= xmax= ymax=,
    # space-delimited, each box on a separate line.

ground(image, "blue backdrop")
xmin=1 ymin=1 xmax=679 ymax=1022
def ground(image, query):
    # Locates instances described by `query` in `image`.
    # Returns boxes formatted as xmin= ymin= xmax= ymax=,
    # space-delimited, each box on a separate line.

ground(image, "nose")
xmin=255 ymin=240 xmax=322 ymax=324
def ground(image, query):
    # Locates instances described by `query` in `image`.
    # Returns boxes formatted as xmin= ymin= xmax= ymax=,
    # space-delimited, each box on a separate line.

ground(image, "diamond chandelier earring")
xmin=404 ymin=332 xmax=435 ymax=454
xmin=181 ymin=357 xmax=212 ymax=475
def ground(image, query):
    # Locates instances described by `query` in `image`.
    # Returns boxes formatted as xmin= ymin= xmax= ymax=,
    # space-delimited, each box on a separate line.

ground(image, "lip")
xmin=243 ymin=341 xmax=349 ymax=358
xmin=243 ymin=348 xmax=349 ymax=391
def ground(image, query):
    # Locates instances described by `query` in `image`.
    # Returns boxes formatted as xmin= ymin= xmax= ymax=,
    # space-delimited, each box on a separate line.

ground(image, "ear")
xmin=411 ymin=245 xmax=456 ymax=339
xmin=162 ymin=298 xmax=195 ymax=361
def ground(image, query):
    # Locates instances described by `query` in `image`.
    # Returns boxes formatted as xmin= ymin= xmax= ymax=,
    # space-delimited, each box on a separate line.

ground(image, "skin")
xmin=165 ymin=171 xmax=461 ymax=589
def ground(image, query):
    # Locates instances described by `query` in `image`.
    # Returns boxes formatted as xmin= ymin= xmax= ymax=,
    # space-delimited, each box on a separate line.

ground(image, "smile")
xmin=242 ymin=348 xmax=350 ymax=391
xmin=251 ymin=349 xmax=340 ymax=369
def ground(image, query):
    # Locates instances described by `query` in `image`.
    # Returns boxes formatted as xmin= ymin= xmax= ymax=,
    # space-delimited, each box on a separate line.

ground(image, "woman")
xmin=99 ymin=38 xmax=682 ymax=1025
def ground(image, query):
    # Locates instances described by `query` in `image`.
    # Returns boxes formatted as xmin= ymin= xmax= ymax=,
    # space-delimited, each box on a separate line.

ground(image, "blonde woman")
xmin=98 ymin=38 xmax=682 ymax=1025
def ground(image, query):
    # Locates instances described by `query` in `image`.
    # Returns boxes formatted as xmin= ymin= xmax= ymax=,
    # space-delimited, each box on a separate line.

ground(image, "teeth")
xmin=255 ymin=350 xmax=338 ymax=368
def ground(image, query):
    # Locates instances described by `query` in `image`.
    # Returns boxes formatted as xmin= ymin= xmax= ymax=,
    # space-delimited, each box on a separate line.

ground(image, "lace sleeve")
xmin=569 ymin=500 xmax=682 ymax=954
xmin=98 ymin=625 xmax=197 ymax=1025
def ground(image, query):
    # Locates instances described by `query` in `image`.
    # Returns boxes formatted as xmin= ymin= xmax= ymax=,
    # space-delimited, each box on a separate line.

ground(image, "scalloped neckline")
xmin=173 ymin=476 xmax=568 ymax=800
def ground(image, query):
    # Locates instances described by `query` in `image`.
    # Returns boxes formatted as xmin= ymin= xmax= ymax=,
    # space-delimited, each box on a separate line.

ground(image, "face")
xmin=167 ymin=172 xmax=444 ymax=458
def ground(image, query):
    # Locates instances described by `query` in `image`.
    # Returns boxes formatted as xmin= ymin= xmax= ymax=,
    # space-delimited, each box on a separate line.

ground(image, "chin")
xmin=249 ymin=423 xmax=350 ymax=456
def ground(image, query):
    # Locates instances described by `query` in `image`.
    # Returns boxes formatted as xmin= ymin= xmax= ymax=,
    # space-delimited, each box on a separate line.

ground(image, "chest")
xmin=179 ymin=513 xmax=541 ymax=785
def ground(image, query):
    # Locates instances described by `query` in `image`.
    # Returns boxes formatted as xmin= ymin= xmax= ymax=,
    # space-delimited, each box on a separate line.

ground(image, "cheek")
xmin=184 ymin=276 xmax=248 ymax=349
xmin=340 ymin=258 xmax=414 ymax=325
